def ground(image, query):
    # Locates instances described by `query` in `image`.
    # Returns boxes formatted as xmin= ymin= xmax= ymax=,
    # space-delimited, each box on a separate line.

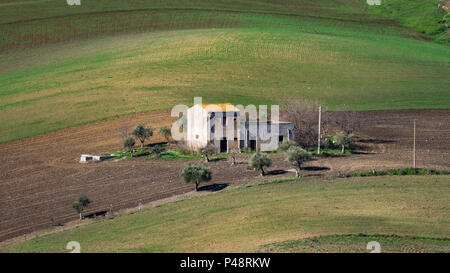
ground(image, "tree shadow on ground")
xmin=317 ymin=154 xmax=347 ymax=158
xmin=198 ymin=183 xmax=229 ymax=192
xmin=209 ymin=157 xmax=227 ymax=162
xmin=352 ymin=151 xmax=373 ymax=155
xmin=359 ymin=138 xmax=395 ymax=144
xmin=84 ymin=210 xmax=108 ymax=219
xmin=267 ymin=169 xmax=287 ymax=175
xmin=303 ymin=166 xmax=330 ymax=171
xmin=135 ymin=151 xmax=151 ymax=157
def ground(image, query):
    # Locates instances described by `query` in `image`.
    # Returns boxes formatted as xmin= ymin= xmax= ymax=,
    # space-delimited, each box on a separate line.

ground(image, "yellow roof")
xmin=201 ymin=103 xmax=240 ymax=112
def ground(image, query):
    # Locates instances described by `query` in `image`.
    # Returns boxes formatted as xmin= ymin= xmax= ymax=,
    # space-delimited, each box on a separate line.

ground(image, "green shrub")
xmin=159 ymin=126 xmax=172 ymax=143
xmin=278 ymin=141 xmax=297 ymax=152
xmin=198 ymin=144 xmax=216 ymax=163
xmin=352 ymin=168 xmax=450 ymax=177
xmin=152 ymin=144 xmax=166 ymax=158
xmin=326 ymin=135 xmax=335 ymax=145
xmin=123 ymin=137 xmax=136 ymax=157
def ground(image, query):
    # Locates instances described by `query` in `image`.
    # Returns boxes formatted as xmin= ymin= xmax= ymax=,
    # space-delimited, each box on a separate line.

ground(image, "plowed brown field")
xmin=0 ymin=109 xmax=449 ymax=242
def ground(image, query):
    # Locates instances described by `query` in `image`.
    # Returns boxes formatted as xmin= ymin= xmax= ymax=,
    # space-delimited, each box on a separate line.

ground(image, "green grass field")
xmin=370 ymin=0 xmax=449 ymax=43
xmin=2 ymin=175 xmax=448 ymax=253
xmin=0 ymin=0 xmax=449 ymax=143
xmin=261 ymin=234 xmax=450 ymax=253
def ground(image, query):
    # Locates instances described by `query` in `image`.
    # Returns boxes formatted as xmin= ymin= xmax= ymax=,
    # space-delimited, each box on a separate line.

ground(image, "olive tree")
xmin=333 ymin=109 xmax=361 ymax=135
xmin=333 ymin=133 xmax=354 ymax=153
xmin=181 ymin=164 xmax=212 ymax=191
xmin=285 ymin=146 xmax=313 ymax=177
xmin=159 ymin=126 xmax=172 ymax=143
xmin=281 ymin=100 xmax=330 ymax=147
xmin=71 ymin=194 xmax=91 ymax=220
xmin=132 ymin=124 xmax=153 ymax=147
xmin=152 ymin=144 xmax=166 ymax=158
xmin=123 ymin=137 xmax=136 ymax=157
xmin=249 ymin=152 xmax=272 ymax=176
xmin=198 ymin=144 xmax=216 ymax=163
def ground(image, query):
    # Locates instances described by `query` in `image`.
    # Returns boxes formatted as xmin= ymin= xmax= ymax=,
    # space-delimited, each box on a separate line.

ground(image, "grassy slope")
xmin=369 ymin=0 xmax=449 ymax=43
xmin=261 ymin=234 xmax=450 ymax=253
xmin=2 ymin=175 xmax=449 ymax=253
xmin=0 ymin=0 xmax=382 ymax=50
xmin=0 ymin=0 xmax=449 ymax=143
xmin=0 ymin=0 xmax=375 ymax=25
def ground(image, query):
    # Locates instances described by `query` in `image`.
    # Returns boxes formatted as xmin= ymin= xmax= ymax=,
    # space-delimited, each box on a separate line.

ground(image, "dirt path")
xmin=0 ymin=109 xmax=449 ymax=242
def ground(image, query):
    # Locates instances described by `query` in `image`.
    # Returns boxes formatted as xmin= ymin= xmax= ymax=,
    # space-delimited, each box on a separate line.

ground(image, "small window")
xmin=195 ymin=134 xmax=199 ymax=139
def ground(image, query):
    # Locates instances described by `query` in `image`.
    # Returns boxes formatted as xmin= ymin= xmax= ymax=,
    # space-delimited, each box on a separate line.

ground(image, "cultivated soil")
xmin=0 ymin=109 xmax=449 ymax=242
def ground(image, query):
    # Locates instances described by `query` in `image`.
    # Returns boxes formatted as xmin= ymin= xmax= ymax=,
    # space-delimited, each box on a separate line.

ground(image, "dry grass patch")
xmin=2 ymin=175 xmax=448 ymax=253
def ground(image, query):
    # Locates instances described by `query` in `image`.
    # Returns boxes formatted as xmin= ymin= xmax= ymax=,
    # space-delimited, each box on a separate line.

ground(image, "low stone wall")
xmin=80 ymin=154 xmax=113 ymax=163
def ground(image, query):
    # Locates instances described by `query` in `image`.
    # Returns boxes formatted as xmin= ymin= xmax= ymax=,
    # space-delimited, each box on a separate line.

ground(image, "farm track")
xmin=0 ymin=109 xmax=449 ymax=242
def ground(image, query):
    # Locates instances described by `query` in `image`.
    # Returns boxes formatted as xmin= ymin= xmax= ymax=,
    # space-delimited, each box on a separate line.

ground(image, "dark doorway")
xmin=249 ymin=140 xmax=256 ymax=151
xmin=279 ymin=136 xmax=284 ymax=143
xmin=220 ymin=138 xmax=227 ymax=153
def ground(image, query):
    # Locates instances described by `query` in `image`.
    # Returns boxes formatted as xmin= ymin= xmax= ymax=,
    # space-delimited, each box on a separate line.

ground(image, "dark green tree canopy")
xmin=133 ymin=124 xmax=153 ymax=147
xmin=71 ymin=202 xmax=82 ymax=213
xmin=71 ymin=194 xmax=91 ymax=219
xmin=181 ymin=164 xmax=212 ymax=191
xmin=78 ymin=194 xmax=91 ymax=207
xmin=152 ymin=144 xmax=166 ymax=158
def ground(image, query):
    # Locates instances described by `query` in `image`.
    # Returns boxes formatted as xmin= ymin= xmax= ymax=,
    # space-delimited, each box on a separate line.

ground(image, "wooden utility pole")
xmin=413 ymin=119 xmax=416 ymax=169
xmin=317 ymin=105 xmax=322 ymax=154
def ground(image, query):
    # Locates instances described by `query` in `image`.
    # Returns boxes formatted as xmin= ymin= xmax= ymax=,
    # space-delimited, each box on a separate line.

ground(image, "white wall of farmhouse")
xmin=186 ymin=104 xmax=209 ymax=151
xmin=186 ymin=103 xmax=294 ymax=152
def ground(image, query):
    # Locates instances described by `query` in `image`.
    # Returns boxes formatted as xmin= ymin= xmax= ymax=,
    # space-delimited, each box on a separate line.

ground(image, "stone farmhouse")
xmin=186 ymin=103 xmax=294 ymax=152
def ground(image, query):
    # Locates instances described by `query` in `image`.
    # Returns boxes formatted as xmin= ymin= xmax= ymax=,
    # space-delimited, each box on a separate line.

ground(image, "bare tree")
xmin=280 ymin=100 xmax=330 ymax=147
xmin=332 ymin=107 xmax=361 ymax=135
xmin=119 ymin=125 xmax=131 ymax=141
